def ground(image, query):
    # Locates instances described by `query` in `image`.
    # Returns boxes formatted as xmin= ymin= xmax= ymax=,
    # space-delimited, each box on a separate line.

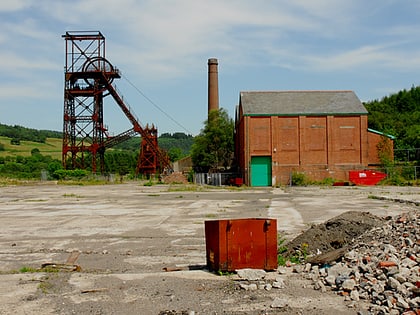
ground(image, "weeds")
xmin=19 ymin=266 xmax=38 ymax=273
xmin=217 ymin=270 xmax=234 ymax=276
xmin=277 ymin=234 xmax=309 ymax=266
xmin=38 ymin=280 xmax=53 ymax=294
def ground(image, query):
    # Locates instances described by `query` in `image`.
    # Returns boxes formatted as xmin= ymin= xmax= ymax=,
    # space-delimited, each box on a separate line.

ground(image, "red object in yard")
xmin=204 ymin=218 xmax=278 ymax=272
xmin=234 ymin=177 xmax=243 ymax=186
xmin=349 ymin=170 xmax=387 ymax=186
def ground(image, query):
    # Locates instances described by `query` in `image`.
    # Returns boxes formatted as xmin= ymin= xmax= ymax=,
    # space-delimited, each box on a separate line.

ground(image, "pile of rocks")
xmin=300 ymin=210 xmax=419 ymax=314
xmin=161 ymin=172 xmax=189 ymax=184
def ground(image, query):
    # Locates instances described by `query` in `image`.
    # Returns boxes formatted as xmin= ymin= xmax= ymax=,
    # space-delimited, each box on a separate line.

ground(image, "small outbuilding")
xmin=234 ymin=90 xmax=394 ymax=186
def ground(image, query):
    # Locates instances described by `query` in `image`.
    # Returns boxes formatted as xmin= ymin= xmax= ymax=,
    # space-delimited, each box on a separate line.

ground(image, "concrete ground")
xmin=0 ymin=183 xmax=418 ymax=314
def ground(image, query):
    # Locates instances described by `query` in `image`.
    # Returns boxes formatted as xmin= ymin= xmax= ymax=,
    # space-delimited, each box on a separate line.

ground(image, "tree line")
xmin=0 ymin=127 xmax=195 ymax=179
xmin=1 ymin=84 xmax=419 ymax=180
xmin=364 ymin=85 xmax=420 ymax=161
xmin=0 ymin=123 xmax=61 ymax=143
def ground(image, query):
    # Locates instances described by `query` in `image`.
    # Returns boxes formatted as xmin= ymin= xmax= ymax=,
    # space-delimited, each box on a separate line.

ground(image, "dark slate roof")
xmin=240 ymin=91 xmax=368 ymax=116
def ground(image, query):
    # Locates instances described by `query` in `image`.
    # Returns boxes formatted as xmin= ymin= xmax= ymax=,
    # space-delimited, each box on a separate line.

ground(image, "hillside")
xmin=364 ymin=85 xmax=420 ymax=156
xmin=0 ymin=136 xmax=62 ymax=160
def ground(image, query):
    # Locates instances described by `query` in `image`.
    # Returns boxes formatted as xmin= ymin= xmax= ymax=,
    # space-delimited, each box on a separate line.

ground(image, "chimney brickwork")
xmin=208 ymin=58 xmax=219 ymax=113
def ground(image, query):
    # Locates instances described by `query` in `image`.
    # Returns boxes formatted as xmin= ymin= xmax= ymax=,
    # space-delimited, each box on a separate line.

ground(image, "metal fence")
xmin=394 ymin=148 xmax=420 ymax=162
xmin=288 ymin=165 xmax=419 ymax=186
xmin=194 ymin=173 xmax=240 ymax=186
xmin=383 ymin=165 xmax=419 ymax=181
xmin=194 ymin=166 xmax=419 ymax=187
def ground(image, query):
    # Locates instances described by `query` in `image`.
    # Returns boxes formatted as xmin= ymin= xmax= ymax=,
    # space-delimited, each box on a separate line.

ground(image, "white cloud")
xmin=0 ymin=0 xmax=33 ymax=12
xmin=1 ymin=0 xmax=420 ymax=132
xmin=0 ymin=51 xmax=58 ymax=75
xmin=0 ymin=83 xmax=58 ymax=100
xmin=301 ymin=42 xmax=420 ymax=73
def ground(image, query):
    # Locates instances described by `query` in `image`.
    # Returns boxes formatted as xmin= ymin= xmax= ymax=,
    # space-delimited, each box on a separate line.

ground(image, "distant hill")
xmin=0 ymin=123 xmax=194 ymax=161
xmin=0 ymin=136 xmax=62 ymax=159
xmin=364 ymin=85 xmax=420 ymax=160
xmin=0 ymin=123 xmax=62 ymax=143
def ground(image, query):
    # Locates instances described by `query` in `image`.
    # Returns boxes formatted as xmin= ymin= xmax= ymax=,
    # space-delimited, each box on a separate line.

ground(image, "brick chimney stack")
xmin=208 ymin=58 xmax=219 ymax=114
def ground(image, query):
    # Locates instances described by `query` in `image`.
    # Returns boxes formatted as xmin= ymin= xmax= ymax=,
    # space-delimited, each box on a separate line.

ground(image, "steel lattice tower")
xmin=62 ymin=31 xmax=171 ymax=174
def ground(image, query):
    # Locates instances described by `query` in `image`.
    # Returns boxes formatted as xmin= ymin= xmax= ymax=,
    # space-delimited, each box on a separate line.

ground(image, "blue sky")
xmin=1 ymin=1 xmax=420 ymax=136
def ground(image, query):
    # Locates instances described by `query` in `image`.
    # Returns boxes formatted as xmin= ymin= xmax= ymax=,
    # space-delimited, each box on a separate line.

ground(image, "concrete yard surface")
xmin=0 ymin=183 xmax=418 ymax=314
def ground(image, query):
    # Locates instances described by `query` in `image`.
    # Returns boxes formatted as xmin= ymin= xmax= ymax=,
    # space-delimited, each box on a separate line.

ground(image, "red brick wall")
xmin=368 ymin=132 xmax=394 ymax=165
xmin=300 ymin=116 xmax=328 ymax=165
xmin=237 ymin=113 xmax=374 ymax=185
xmin=273 ymin=116 xmax=299 ymax=165
xmin=249 ymin=117 xmax=271 ymax=154
xmin=328 ymin=116 xmax=364 ymax=165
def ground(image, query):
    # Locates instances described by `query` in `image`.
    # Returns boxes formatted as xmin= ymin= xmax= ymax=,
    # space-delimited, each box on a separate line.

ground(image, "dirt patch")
xmin=284 ymin=211 xmax=385 ymax=259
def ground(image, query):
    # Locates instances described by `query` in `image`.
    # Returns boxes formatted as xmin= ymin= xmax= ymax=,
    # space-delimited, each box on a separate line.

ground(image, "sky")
xmin=1 ymin=0 xmax=420 ymax=136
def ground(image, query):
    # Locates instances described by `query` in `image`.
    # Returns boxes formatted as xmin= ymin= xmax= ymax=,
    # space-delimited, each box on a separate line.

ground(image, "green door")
xmin=250 ymin=156 xmax=272 ymax=187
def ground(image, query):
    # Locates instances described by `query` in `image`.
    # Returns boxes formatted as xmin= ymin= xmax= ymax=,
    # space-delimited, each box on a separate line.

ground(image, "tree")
xmin=190 ymin=109 xmax=234 ymax=172
xmin=168 ymin=147 xmax=183 ymax=162
xmin=364 ymin=85 xmax=420 ymax=161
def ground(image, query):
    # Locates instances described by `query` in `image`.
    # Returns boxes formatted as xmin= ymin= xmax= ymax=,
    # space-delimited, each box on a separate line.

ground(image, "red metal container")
xmin=204 ymin=218 xmax=278 ymax=272
xmin=349 ymin=170 xmax=387 ymax=186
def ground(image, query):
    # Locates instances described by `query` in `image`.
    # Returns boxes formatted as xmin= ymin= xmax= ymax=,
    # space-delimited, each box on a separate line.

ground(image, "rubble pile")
xmin=301 ymin=210 xmax=419 ymax=314
xmin=285 ymin=210 xmax=386 ymax=257
xmin=161 ymin=172 xmax=189 ymax=184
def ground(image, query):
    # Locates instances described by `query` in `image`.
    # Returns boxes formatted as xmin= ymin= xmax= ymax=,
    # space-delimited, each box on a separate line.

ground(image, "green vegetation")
xmin=113 ymin=132 xmax=194 ymax=162
xmin=277 ymin=234 xmax=309 ymax=266
xmin=364 ymin=85 xmax=420 ymax=161
xmin=0 ymin=123 xmax=61 ymax=143
xmin=290 ymin=172 xmax=335 ymax=186
xmin=19 ymin=266 xmax=38 ymax=273
xmin=191 ymin=109 xmax=234 ymax=172
xmin=0 ymin=127 xmax=194 ymax=181
xmin=0 ymin=136 xmax=62 ymax=160
xmin=1 ymin=85 xmax=419 ymax=183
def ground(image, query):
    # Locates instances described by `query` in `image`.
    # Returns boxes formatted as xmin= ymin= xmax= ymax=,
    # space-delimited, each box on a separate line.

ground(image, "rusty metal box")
xmin=204 ymin=218 xmax=278 ymax=272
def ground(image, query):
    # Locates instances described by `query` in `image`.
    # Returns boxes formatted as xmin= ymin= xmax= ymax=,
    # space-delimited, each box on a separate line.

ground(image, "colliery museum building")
xmin=234 ymin=90 xmax=394 ymax=186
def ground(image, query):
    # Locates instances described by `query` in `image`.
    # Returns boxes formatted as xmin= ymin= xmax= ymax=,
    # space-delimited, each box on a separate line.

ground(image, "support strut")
xmin=62 ymin=31 xmax=172 ymax=174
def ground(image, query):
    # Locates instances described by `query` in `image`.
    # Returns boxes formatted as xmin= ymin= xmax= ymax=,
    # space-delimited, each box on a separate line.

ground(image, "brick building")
xmin=234 ymin=90 xmax=394 ymax=186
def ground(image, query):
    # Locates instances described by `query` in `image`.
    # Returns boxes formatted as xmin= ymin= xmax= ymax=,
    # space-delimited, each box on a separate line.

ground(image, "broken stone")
xmin=271 ymin=297 xmax=288 ymax=309
xmin=350 ymin=289 xmax=360 ymax=301
xmin=236 ymin=268 xmax=266 ymax=281
xmin=288 ymin=210 xmax=419 ymax=314
xmin=342 ymin=279 xmax=356 ymax=291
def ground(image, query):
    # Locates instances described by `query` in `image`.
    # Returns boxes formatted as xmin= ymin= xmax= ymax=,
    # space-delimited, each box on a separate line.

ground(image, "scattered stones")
xmin=290 ymin=210 xmax=419 ymax=314
xmin=222 ymin=210 xmax=417 ymax=314
xmin=272 ymin=277 xmax=285 ymax=289
xmin=236 ymin=268 xmax=266 ymax=281
xmin=236 ymin=268 xmax=285 ymax=293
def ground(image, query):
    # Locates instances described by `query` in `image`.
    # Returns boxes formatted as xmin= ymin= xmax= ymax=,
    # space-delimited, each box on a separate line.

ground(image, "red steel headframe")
xmin=62 ymin=31 xmax=172 ymax=175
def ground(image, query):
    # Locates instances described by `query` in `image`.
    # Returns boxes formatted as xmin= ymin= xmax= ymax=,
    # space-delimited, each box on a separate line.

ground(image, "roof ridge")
xmin=241 ymin=90 xmax=354 ymax=93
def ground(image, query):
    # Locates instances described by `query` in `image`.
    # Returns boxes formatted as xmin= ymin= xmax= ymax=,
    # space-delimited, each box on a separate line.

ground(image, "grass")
xmin=18 ymin=266 xmax=60 ymax=273
xmin=0 ymin=136 xmax=62 ymax=159
xmin=19 ymin=266 xmax=38 ymax=273
xmin=63 ymin=193 xmax=85 ymax=198
xmin=167 ymin=184 xmax=204 ymax=192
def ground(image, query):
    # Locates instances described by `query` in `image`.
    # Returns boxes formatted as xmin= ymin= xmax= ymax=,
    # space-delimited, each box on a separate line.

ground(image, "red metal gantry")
xmin=62 ymin=31 xmax=171 ymax=175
